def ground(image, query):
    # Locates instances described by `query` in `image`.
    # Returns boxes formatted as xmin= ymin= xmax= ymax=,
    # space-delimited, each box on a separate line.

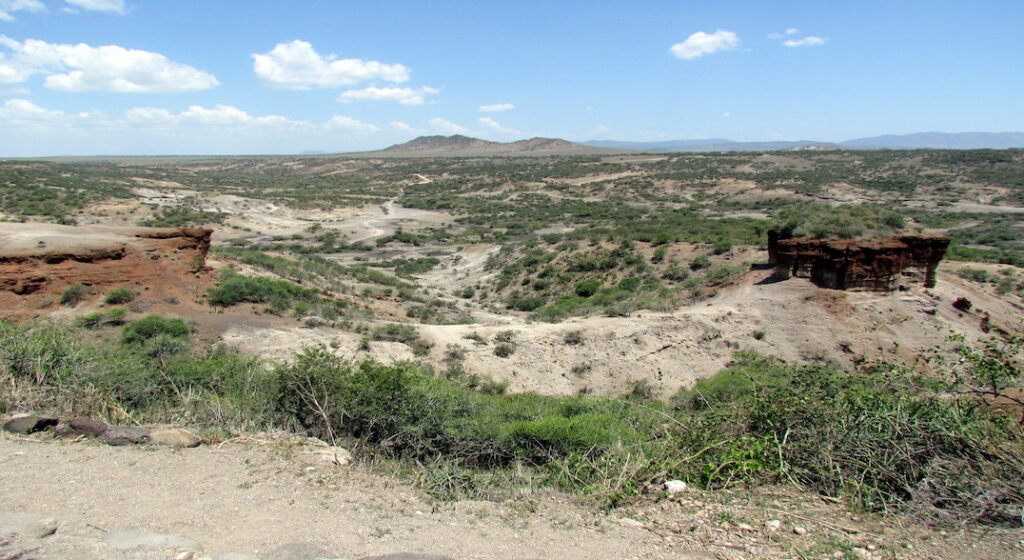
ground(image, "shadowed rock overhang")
xmin=767 ymin=230 xmax=950 ymax=291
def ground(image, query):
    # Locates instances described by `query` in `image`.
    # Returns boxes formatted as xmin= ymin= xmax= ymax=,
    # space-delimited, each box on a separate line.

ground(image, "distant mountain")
xmin=838 ymin=132 xmax=1024 ymax=149
xmin=584 ymin=132 xmax=1024 ymax=152
xmin=354 ymin=135 xmax=626 ymax=157
xmin=583 ymin=139 xmax=836 ymax=152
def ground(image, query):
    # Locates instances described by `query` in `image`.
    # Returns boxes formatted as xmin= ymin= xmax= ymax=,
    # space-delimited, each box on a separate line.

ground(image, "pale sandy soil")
xmin=2 ymin=434 xmax=1020 ymax=560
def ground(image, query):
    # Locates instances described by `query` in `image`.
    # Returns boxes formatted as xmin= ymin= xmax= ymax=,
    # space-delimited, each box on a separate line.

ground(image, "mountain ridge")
xmin=583 ymin=131 xmax=1024 ymax=152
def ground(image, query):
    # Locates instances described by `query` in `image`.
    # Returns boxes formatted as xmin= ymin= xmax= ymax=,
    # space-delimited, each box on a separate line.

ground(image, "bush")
xmin=574 ymin=281 xmax=601 ymax=298
xmin=75 ymin=307 xmax=128 ymax=329
xmin=207 ymin=270 xmax=319 ymax=308
xmin=689 ymin=255 xmax=710 ymax=271
xmin=508 ymin=295 xmax=546 ymax=312
xmin=121 ymin=315 xmax=191 ymax=345
xmin=371 ymin=324 xmax=419 ymax=344
xmin=61 ymin=283 xmax=89 ymax=306
xmin=494 ymin=343 xmax=515 ymax=358
xmin=103 ymin=287 xmax=135 ymax=305
xmin=563 ymin=330 xmax=584 ymax=345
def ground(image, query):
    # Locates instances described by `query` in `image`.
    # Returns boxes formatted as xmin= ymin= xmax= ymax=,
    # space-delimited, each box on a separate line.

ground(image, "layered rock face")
xmin=768 ymin=230 xmax=950 ymax=290
xmin=0 ymin=223 xmax=211 ymax=303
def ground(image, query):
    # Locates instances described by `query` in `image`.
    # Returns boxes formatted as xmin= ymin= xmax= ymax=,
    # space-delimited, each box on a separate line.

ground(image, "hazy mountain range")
xmin=339 ymin=131 xmax=1024 ymax=158
xmin=583 ymin=132 xmax=1024 ymax=152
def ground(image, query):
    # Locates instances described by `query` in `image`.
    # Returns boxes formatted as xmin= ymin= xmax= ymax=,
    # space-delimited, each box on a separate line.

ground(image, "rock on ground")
xmin=148 ymin=428 xmax=202 ymax=448
xmin=101 ymin=426 xmax=150 ymax=446
xmin=3 ymin=415 xmax=59 ymax=435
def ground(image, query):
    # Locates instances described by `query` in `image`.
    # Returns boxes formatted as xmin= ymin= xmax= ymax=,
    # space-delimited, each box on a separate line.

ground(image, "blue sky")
xmin=0 ymin=0 xmax=1022 ymax=155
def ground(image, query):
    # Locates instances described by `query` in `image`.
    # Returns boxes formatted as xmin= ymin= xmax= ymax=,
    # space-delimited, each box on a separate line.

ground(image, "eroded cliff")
xmin=0 ymin=223 xmax=211 ymax=316
xmin=768 ymin=230 xmax=950 ymax=290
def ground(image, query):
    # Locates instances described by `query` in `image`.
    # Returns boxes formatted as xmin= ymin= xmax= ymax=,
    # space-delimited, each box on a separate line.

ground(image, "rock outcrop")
xmin=0 ymin=223 xmax=211 ymax=316
xmin=768 ymin=230 xmax=949 ymax=290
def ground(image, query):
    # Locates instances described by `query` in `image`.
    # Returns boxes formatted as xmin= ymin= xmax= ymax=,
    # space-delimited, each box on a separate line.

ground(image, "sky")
xmin=0 ymin=0 xmax=1022 ymax=156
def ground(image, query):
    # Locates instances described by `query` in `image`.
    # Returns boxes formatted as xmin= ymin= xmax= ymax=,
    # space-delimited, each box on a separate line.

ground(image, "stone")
xmin=305 ymin=446 xmax=351 ymax=466
xmin=148 ymin=428 xmax=202 ymax=448
xmin=664 ymin=480 xmax=688 ymax=494
xmin=2 ymin=415 xmax=59 ymax=435
xmin=105 ymin=529 xmax=199 ymax=551
xmin=359 ymin=555 xmax=454 ymax=560
xmin=764 ymin=519 xmax=782 ymax=532
xmin=70 ymin=418 xmax=108 ymax=436
xmin=55 ymin=418 xmax=108 ymax=438
xmin=793 ymin=526 xmax=808 ymax=535
xmin=0 ymin=512 xmax=58 ymax=539
xmin=259 ymin=542 xmax=335 ymax=560
xmin=100 ymin=426 xmax=149 ymax=446
xmin=736 ymin=523 xmax=756 ymax=532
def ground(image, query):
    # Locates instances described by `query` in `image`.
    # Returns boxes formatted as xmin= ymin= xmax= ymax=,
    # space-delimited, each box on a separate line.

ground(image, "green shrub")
xmin=61 ymin=283 xmax=89 ymax=306
xmin=371 ymin=324 xmax=419 ymax=344
xmin=103 ymin=287 xmax=135 ymax=305
xmin=207 ymin=270 xmax=319 ymax=307
xmin=494 ymin=343 xmax=515 ymax=358
xmin=508 ymin=295 xmax=546 ymax=312
xmin=75 ymin=307 xmax=128 ymax=329
xmin=121 ymin=315 xmax=191 ymax=345
xmin=563 ymin=330 xmax=584 ymax=345
xmin=575 ymin=281 xmax=601 ymax=298
xmin=689 ymin=255 xmax=710 ymax=271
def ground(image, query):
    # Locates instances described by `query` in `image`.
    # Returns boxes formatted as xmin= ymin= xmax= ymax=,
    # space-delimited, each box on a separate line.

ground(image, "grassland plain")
xmin=1 ymin=148 xmax=1024 ymax=558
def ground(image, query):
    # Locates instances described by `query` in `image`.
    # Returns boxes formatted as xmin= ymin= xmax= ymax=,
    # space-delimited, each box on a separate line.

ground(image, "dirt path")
xmin=0 ymin=436 xmax=699 ymax=560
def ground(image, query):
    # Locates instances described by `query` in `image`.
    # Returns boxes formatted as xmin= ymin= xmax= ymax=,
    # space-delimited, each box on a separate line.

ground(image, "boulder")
xmin=2 ymin=415 xmax=59 ymax=435
xmin=0 ymin=512 xmax=58 ymax=539
xmin=260 ymin=543 xmax=335 ymax=560
xmin=304 ymin=445 xmax=352 ymax=466
xmin=55 ymin=417 xmax=108 ymax=438
xmin=101 ymin=426 xmax=149 ymax=446
xmin=148 ymin=428 xmax=202 ymax=448
xmin=105 ymin=529 xmax=199 ymax=551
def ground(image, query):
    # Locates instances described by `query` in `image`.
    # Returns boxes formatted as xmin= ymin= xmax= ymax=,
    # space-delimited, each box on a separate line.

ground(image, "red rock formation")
xmin=767 ymin=230 xmax=949 ymax=290
xmin=0 ymin=224 xmax=211 ymax=315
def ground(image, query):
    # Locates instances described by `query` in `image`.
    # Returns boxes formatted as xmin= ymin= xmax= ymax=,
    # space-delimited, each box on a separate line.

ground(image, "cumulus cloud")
xmin=478 ymin=103 xmax=514 ymax=113
xmin=0 ymin=0 xmax=44 ymax=22
xmin=669 ymin=29 xmax=739 ymax=60
xmin=390 ymin=120 xmax=422 ymax=134
xmin=428 ymin=117 xmax=469 ymax=135
xmin=252 ymin=40 xmax=409 ymax=89
xmin=768 ymin=28 xmax=799 ymax=39
xmin=63 ymin=0 xmax=125 ymax=13
xmin=477 ymin=116 xmax=517 ymax=135
xmin=0 ymin=97 xmax=63 ymax=121
xmin=0 ymin=36 xmax=218 ymax=92
xmin=324 ymin=115 xmax=381 ymax=133
xmin=782 ymin=36 xmax=826 ymax=47
xmin=337 ymin=86 xmax=439 ymax=105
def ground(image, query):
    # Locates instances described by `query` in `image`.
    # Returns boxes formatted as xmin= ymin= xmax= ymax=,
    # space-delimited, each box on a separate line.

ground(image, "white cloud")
xmin=390 ymin=120 xmax=423 ymax=134
xmin=120 ymin=104 xmax=311 ymax=129
xmin=324 ymin=115 xmax=381 ymax=133
xmin=428 ymin=117 xmax=469 ymax=135
xmin=478 ymin=103 xmax=514 ymax=113
xmin=782 ymin=36 xmax=826 ymax=48
xmin=0 ymin=97 xmax=62 ymax=121
xmin=252 ymin=40 xmax=409 ymax=89
xmin=0 ymin=0 xmax=44 ymax=22
xmin=0 ymin=36 xmax=218 ymax=92
xmin=337 ymin=86 xmax=439 ymax=105
xmin=477 ymin=116 xmax=517 ymax=135
xmin=722 ymin=111 xmax=732 ymax=118
xmin=669 ymin=29 xmax=740 ymax=60
xmin=63 ymin=0 xmax=125 ymax=13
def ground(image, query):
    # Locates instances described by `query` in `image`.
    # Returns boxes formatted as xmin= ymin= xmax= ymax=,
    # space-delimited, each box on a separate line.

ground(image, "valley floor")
xmin=1 ymin=435 xmax=1021 ymax=560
